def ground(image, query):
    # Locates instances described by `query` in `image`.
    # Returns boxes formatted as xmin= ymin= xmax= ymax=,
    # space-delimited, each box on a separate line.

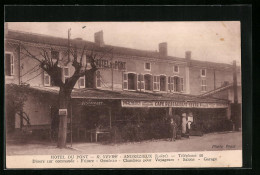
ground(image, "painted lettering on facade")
xmin=121 ymin=100 xmax=228 ymax=108
xmin=96 ymin=59 xmax=126 ymax=70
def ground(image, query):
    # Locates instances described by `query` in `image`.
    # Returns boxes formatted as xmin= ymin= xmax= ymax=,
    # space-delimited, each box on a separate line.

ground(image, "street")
xmin=6 ymin=131 xmax=242 ymax=155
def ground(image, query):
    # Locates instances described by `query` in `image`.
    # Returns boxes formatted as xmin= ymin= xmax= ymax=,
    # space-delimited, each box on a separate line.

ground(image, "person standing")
xmin=170 ymin=118 xmax=177 ymax=141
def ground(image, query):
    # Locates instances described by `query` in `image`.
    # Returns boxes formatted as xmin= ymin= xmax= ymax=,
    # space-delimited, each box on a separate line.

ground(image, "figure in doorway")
xmin=170 ymin=118 xmax=177 ymax=141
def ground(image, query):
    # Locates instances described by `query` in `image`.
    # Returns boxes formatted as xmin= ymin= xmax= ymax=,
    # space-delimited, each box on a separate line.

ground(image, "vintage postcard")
xmin=5 ymin=21 xmax=242 ymax=168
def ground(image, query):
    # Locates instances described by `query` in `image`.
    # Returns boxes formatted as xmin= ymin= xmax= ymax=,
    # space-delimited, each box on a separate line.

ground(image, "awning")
xmin=24 ymin=86 xmax=229 ymax=108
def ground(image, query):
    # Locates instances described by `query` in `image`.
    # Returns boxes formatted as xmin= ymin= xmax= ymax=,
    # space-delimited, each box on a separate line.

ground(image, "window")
xmin=201 ymin=79 xmax=207 ymax=91
xmin=168 ymin=77 xmax=174 ymax=92
xmin=201 ymin=69 xmax=206 ymax=77
xmin=128 ymin=73 xmax=137 ymax=90
xmin=44 ymin=72 xmax=51 ymax=86
xmin=63 ymin=67 xmax=69 ymax=83
xmin=180 ymin=77 xmax=184 ymax=92
xmin=96 ymin=71 xmax=101 ymax=88
xmin=160 ymin=75 xmax=166 ymax=91
xmin=173 ymin=76 xmax=180 ymax=92
xmin=144 ymin=74 xmax=152 ymax=91
xmin=78 ymin=76 xmax=85 ymax=88
xmin=51 ymin=50 xmax=61 ymax=60
xmin=173 ymin=65 xmax=179 ymax=73
xmin=137 ymin=74 xmax=144 ymax=91
xmin=144 ymin=62 xmax=151 ymax=71
xmin=5 ymin=53 xmax=14 ymax=76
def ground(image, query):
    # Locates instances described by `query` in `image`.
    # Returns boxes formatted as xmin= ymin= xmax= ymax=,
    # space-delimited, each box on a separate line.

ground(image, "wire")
xmin=23 ymin=70 xmax=43 ymax=83
xmin=20 ymin=64 xmax=41 ymax=77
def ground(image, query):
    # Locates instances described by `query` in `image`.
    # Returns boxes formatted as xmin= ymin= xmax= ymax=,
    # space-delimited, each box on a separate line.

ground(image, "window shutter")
xmin=140 ymin=74 xmax=144 ymax=90
xmin=96 ymin=71 xmax=101 ymax=88
xmin=123 ymin=72 xmax=128 ymax=90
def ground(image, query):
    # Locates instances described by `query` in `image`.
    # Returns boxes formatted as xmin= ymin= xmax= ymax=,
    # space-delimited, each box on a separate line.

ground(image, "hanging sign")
xmin=59 ymin=109 xmax=68 ymax=115
xmin=121 ymin=100 xmax=228 ymax=108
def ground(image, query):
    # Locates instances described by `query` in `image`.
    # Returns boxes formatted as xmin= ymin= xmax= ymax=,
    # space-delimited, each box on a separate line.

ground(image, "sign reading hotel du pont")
xmin=121 ymin=100 xmax=228 ymax=108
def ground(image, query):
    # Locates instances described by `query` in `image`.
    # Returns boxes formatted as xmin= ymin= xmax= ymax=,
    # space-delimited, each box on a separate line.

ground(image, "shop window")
xmin=96 ymin=70 xmax=101 ymax=88
xmin=144 ymin=62 xmax=151 ymax=71
xmin=78 ymin=76 xmax=85 ymax=88
xmin=173 ymin=65 xmax=179 ymax=73
xmin=63 ymin=67 xmax=70 ymax=83
xmin=128 ymin=73 xmax=137 ymax=90
xmin=168 ymin=77 xmax=174 ymax=92
xmin=51 ymin=50 xmax=61 ymax=61
xmin=153 ymin=76 xmax=160 ymax=91
xmin=160 ymin=75 xmax=166 ymax=91
xmin=144 ymin=74 xmax=152 ymax=91
xmin=201 ymin=69 xmax=206 ymax=77
xmin=201 ymin=79 xmax=207 ymax=91
xmin=5 ymin=53 xmax=14 ymax=76
xmin=137 ymin=74 xmax=144 ymax=91
xmin=44 ymin=72 xmax=51 ymax=86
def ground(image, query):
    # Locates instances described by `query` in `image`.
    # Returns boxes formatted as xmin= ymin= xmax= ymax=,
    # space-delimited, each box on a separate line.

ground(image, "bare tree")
xmin=19 ymin=39 xmax=111 ymax=148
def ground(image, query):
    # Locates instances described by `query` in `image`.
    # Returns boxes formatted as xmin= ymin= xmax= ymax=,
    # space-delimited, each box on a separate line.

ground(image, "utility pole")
xmin=232 ymin=60 xmax=239 ymax=131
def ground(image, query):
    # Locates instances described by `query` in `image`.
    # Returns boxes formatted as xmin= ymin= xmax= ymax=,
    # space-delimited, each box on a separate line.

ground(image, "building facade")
xmin=5 ymin=28 xmax=240 ymax=140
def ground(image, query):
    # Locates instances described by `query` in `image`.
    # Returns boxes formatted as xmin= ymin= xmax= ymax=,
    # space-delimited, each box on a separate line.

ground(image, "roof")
xmin=5 ymin=30 xmax=237 ymax=70
xmin=27 ymin=86 xmax=228 ymax=103
xmin=200 ymin=84 xmax=241 ymax=97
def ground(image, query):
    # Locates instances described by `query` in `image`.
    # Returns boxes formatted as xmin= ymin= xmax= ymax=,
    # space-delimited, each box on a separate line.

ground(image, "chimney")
xmin=185 ymin=51 xmax=191 ymax=60
xmin=94 ymin=30 xmax=104 ymax=47
xmin=159 ymin=42 xmax=167 ymax=56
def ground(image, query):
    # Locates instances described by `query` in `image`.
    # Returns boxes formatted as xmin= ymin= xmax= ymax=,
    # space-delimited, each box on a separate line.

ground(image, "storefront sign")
xmin=121 ymin=100 xmax=228 ymax=108
xmin=80 ymin=100 xmax=105 ymax=106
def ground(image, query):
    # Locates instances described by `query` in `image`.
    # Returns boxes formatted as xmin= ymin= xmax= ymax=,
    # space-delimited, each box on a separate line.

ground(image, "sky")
xmin=7 ymin=22 xmax=241 ymax=65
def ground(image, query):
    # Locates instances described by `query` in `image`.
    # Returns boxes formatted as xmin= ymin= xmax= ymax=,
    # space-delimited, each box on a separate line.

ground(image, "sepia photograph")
xmin=4 ymin=21 xmax=243 ymax=168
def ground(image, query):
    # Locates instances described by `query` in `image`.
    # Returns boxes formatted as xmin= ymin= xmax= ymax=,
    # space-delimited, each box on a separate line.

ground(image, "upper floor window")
xmin=201 ymin=79 xmax=207 ymax=92
xmin=5 ymin=53 xmax=14 ymax=76
xmin=51 ymin=50 xmax=61 ymax=61
xmin=123 ymin=72 xmax=137 ymax=91
xmin=78 ymin=76 xmax=85 ymax=88
xmin=63 ymin=67 xmax=69 ymax=82
xmin=180 ymin=77 xmax=184 ymax=92
xmin=160 ymin=75 xmax=167 ymax=91
xmin=144 ymin=74 xmax=152 ymax=91
xmin=201 ymin=69 xmax=206 ymax=77
xmin=173 ymin=65 xmax=179 ymax=73
xmin=144 ymin=62 xmax=151 ymax=71
xmin=44 ymin=72 xmax=51 ymax=86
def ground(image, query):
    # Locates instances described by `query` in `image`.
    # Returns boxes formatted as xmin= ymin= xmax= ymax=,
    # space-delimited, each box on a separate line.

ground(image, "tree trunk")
xmin=57 ymin=87 xmax=71 ymax=148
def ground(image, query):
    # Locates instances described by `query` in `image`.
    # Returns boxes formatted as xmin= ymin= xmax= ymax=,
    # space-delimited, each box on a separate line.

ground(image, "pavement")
xmin=5 ymin=131 xmax=242 ymax=155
